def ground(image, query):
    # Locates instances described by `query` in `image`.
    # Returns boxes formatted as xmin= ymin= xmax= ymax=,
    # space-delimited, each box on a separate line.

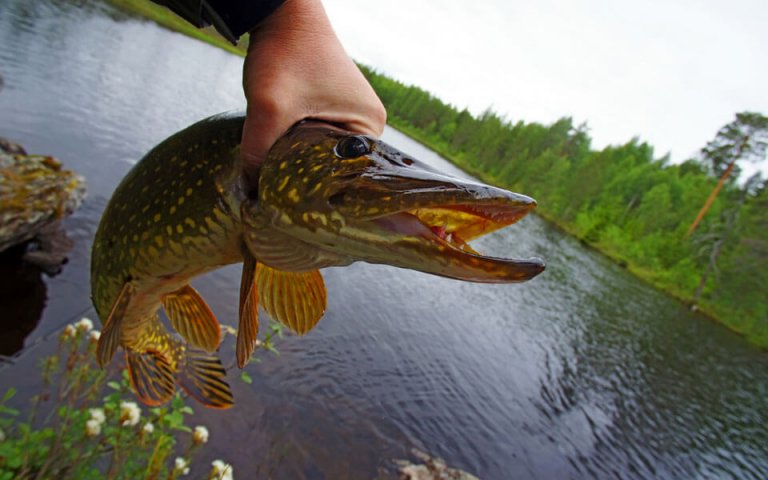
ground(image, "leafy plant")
xmin=0 ymin=319 xmax=235 ymax=480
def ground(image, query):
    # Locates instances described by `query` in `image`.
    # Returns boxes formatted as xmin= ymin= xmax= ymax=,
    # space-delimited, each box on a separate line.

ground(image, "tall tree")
xmin=686 ymin=112 xmax=768 ymax=236
xmin=693 ymin=173 xmax=763 ymax=303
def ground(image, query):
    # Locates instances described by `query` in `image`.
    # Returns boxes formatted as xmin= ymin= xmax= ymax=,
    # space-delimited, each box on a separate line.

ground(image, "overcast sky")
xmin=323 ymin=0 xmax=768 ymax=177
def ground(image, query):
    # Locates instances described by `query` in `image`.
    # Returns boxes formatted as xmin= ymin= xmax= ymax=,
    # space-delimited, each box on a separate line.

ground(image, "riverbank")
xmin=104 ymin=0 xmax=245 ymax=56
xmin=386 ymin=119 xmax=763 ymax=346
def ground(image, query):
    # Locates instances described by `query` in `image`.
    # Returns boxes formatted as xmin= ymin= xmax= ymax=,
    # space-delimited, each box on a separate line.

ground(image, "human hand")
xmin=241 ymin=0 xmax=386 ymax=177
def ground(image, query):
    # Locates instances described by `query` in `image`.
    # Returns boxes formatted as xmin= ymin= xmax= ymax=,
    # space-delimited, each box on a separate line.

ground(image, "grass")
xmin=104 ymin=0 xmax=246 ymax=56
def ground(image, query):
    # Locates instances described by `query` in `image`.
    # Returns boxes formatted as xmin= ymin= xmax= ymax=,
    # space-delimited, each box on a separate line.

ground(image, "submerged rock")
xmin=395 ymin=449 xmax=481 ymax=480
xmin=0 ymin=139 xmax=86 ymax=270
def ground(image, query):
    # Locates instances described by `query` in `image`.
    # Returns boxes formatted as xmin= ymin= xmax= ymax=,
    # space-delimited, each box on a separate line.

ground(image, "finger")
xmin=240 ymin=102 xmax=294 ymax=176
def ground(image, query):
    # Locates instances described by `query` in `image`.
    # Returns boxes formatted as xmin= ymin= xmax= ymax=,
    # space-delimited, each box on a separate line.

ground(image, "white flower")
xmin=174 ymin=457 xmax=190 ymax=476
xmin=85 ymin=419 xmax=101 ymax=437
xmin=221 ymin=325 xmax=237 ymax=336
xmin=89 ymin=408 xmax=106 ymax=425
xmin=119 ymin=401 xmax=141 ymax=427
xmin=210 ymin=460 xmax=234 ymax=480
xmin=89 ymin=330 xmax=101 ymax=343
xmin=62 ymin=324 xmax=76 ymax=340
xmin=75 ymin=317 xmax=94 ymax=332
xmin=142 ymin=422 xmax=154 ymax=435
xmin=0 ymin=428 xmax=6 ymax=442
xmin=192 ymin=425 xmax=209 ymax=445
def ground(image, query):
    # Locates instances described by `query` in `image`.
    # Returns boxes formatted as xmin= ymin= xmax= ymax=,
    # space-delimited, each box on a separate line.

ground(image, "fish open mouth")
xmin=411 ymin=204 xmax=532 ymax=252
xmin=371 ymin=201 xmax=545 ymax=283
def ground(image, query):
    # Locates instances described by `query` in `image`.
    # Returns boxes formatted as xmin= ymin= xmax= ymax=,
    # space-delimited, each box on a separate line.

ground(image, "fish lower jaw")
xmin=367 ymin=208 xmax=545 ymax=283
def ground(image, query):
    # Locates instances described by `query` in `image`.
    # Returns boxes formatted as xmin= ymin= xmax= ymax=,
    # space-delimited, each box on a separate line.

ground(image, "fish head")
xmin=242 ymin=123 xmax=545 ymax=283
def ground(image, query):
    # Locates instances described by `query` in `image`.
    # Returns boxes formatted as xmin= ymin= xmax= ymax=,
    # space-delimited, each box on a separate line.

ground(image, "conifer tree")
xmin=687 ymin=112 xmax=768 ymax=236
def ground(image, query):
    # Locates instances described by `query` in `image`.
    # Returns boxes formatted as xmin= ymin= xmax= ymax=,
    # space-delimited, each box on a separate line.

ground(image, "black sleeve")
xmin=152 ymin=0 xmax=285 ymax=44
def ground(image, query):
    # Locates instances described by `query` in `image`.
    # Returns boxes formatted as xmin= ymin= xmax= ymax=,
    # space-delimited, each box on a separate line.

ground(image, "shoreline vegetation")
xmin=0 ymin=318 xmax=235 ymax=479
xmin=102 ymin=0 xmax=767 ymax=349
xmin=104 ymin=0 xmax=247 ymax=56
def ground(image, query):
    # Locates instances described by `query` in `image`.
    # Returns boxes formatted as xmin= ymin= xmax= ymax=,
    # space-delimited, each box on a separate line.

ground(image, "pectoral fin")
xmin=236 ymin=253 xmax=259 ymax=368
xmin=255 ymin=263 xmax=327 ymax=335
xmin=96 ymin=281 xmax=135 ymax=367
xmin=178 ymin=348 xmax=234 ymax=409
xmin=163 ymin=285 xmax=221 ymax=352
xmin=125 ymin=348 xmax=175 ymax=407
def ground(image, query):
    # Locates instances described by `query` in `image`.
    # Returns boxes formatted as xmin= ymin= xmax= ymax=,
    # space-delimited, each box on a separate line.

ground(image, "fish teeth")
xmin=430 ymin=225 xmax=448 ymax=239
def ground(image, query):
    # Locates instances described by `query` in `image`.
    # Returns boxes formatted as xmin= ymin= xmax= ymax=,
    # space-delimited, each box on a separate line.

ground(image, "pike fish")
xmin=91 ymin=113 xmax=544 ymax=408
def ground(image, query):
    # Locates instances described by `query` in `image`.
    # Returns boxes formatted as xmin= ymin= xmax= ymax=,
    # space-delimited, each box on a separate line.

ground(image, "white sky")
xmin=323 ymin=0 xmax=768 ymax=177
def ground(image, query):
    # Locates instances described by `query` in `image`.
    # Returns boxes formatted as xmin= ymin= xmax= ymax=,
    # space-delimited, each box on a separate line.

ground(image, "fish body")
xmin=91 ymin=113 xmax=545 ymax=408
xmin=91 ymin=115 xmax=245 ymax=408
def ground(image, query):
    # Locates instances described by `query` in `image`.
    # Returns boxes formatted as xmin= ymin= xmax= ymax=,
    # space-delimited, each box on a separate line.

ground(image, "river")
xmin=0 ymin=1 xmax=766 ymax=478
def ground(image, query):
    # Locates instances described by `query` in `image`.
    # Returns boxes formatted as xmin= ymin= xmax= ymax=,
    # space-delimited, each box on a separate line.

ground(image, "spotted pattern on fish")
xmin=91 ymin=113 xmax=544 ymax=408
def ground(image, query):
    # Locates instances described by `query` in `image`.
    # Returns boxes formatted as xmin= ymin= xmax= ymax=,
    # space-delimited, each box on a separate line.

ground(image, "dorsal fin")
xmin=178 ymin=348 xmax=234 ymax=409
xmin=162 ymin=285 xmax=221 ymax=352
xmin=255 ymin=263 xmax=327 ymax=335
xmin=236 ymin=252 xmax=259 ymax=368
xmin=125 ymin=348 xmax=175 ymax=407
xmin=96 ymin=282 xmax=135 ymax=367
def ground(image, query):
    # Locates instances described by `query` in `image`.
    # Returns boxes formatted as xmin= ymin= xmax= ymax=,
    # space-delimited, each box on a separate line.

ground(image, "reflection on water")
xmin=0 ymin=244 xmax=47 ymax=356
xmin=0 ymin=1 xmax=766 ymax=478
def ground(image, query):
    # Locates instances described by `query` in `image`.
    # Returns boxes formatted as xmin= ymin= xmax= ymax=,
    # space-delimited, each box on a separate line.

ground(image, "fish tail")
xmin=177 ymin=347 xmax=234 ymax=409
xmin=125 ymin=316 xmax=233 ymax=409
xmin=126 ymin=344 xmax=234 ymax=409
xmin=125 ymin=348 xmax=176 ymax=407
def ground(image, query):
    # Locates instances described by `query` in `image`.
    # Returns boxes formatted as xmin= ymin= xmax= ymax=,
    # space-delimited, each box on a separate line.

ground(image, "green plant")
xmin=219 ymin=321 xmax=283 ymax=385
xmin=0 ymin=319 xmax=235 ymax=480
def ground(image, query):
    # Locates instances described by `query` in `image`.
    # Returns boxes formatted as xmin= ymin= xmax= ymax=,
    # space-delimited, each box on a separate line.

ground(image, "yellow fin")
xmin=178 ymin=348 xmax=234 ymax=409
xmin=236 ymin=254 xmax=259 ymax=368
xmin=162 ymin=285 xmax=221 ymax=352
xmin=96 ymin=282 xmax=135 ymax=367
xmin=125 ymin=348 xmax=175 ymax=407
xmin=255 ymin=263 xmax=327 ymax=335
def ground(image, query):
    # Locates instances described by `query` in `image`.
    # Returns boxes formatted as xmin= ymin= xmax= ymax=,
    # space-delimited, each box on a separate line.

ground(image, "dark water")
xmin=1 ymin=1 xmax=766 ymax=478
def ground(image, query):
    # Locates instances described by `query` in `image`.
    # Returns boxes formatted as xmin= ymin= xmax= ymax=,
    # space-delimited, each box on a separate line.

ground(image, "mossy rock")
xmin=0 ymin=139 xmax=86 ymax=258
xmin=395 ymin=449 xmax=480 ymax=480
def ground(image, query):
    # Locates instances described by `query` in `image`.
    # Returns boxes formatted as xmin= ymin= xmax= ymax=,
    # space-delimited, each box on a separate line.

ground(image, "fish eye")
xmin=334 ymin=136 xmax=370 ymax=159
